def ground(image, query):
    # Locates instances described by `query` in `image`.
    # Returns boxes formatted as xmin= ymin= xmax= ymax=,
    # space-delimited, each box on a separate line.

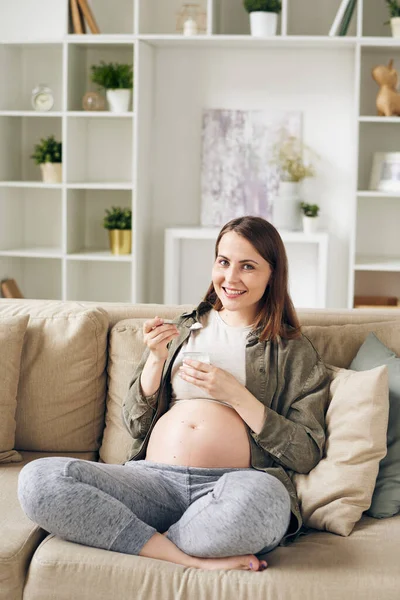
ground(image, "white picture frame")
xmin=369 ymin=152 xmax=400 ymax=192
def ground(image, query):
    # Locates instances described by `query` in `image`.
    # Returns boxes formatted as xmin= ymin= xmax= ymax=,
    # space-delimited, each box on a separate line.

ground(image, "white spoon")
xmin=163 ymin=319 xmax=203 ymax=330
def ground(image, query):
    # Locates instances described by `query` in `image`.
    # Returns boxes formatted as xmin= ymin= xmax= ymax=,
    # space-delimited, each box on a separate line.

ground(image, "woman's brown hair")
xmin=203 ymin=216 xmax=301 ymax=341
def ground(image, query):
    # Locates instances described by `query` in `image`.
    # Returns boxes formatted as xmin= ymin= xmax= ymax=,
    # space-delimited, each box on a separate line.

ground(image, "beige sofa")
xmin=1 ymin=299 xmax=399 ymax=600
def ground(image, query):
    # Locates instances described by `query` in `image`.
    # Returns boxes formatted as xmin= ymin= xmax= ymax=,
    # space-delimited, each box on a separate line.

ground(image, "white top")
xmin=169 ymin=309 xmax=252 ymax=409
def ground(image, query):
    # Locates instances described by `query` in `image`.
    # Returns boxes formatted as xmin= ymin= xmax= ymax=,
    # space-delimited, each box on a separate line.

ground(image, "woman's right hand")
xmin=143 ymin=317 xmax=180 ymax=362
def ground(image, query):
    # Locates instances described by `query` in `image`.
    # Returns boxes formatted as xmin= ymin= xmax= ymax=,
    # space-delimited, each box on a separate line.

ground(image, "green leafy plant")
xmin=243 ymin=0 xmax=282 ymax=13
xmin=30 ymin=135 xmax=62 ymax=164
xmin=386 ymin=0 xmax=400 ymax=18
xmin=300 ymin=202 xmax=320 ymax=218
xmin=90 ymin=62 xmax=133 ymax=90
xmin=273 ymin=134 xmax=316 ymax=182
xmin=103 ymin=207 xmax=132 ymax=230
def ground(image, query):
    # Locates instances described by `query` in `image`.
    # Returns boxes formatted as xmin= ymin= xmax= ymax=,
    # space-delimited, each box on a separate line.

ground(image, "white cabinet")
xmin=164 ymin=227 xmax=329 ymax=308
xmin=0 ymin=0 xmax=397 ymax=307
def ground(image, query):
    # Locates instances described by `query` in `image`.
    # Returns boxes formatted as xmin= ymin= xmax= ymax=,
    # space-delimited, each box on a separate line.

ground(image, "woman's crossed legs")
xmin=18 ymin=457 xmax=290 ymax=571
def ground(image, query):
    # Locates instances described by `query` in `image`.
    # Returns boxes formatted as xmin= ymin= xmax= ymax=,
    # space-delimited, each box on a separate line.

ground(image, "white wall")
xmin=149 ymin=46 xmax=356 ymax=308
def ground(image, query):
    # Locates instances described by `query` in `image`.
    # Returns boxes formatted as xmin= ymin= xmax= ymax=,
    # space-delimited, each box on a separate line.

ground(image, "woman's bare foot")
xmin=192 ymin=554 xmax=268 ymax=572
xmin=143 ymin=533 xmax=267 ymax=572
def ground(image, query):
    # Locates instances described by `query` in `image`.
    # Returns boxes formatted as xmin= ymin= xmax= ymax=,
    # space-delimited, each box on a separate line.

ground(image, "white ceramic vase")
xmin=106 ymin=89 xmax=131 ymax=113
xmin=40 ymin=162 xmax=62 ymax=183
xmin=249 ymin=12 xmax=278 ymax=37
xmin=391 ymin=17 xmax=400 ymax=37
xmin=302 ymin=215 xmax=319 ymax=234
xmin=273 ymin=181 xmax=301 ymax=231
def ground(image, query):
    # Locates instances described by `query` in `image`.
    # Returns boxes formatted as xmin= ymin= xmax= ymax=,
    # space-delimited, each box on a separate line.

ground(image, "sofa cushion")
xmin=0 ymin=302 xmax=109 ymax=452
xmin=0 ymin=315 xmax=29 ymax=464
xmin=21 ymin=514 xmax=400 ymax=600
xmin=350 ymin=332 xmax=400 ymax=519
xmin=100 ymin=319 xmax=147 ymax=464
xmin=302 ymin=320 xmax=400 ymax=368
xmin=293 ymin=365 xmax=389 ymax=536
xmin=0 ymin=451 xmax=97 ymax=600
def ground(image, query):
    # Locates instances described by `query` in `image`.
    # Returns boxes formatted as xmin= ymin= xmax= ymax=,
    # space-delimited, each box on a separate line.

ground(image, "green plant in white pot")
xmin=300 ymin=202 xmax=320 ymax=234
xmin=243 ymin=0 xmax=282 ymax=37
xmin=30 ymin=135 xmax=62 ymax=183
xmin=386 ymin=1 xmax=400 ymax=37
xmin=272 ymin=134 xmax=316 ymax=230
xmin=91 ymin=62 xmax=133 ymax=113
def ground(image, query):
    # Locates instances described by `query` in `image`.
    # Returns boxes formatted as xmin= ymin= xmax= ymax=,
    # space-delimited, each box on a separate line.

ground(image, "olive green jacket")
xmin=122 ymin=302 xmax=330 ymax=545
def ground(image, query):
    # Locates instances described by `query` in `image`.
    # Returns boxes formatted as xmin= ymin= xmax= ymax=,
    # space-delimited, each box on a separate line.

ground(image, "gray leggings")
xmin=18 ymin=457 xmax=291 ymax=558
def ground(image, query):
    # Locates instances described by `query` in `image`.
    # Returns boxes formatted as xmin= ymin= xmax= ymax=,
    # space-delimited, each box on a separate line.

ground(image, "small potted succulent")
xmin=103 ymin=206 xmax=132 ymax=255
xmin=90 ymin=61 xmax=133 ymax=113
xmin=243 ymin=0 xmax=282 ymax=37
xmin=30 ymin=135 xmax=62 ymax=183
xmin=386 ymin=1 xmax=400 ymax=37
xmin=300 ymin=202 xmax=320 ymax=234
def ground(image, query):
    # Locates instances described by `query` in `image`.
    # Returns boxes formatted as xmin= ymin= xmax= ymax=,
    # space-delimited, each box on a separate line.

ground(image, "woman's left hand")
xmin=178 ymin=359 xmax=244 ymax=406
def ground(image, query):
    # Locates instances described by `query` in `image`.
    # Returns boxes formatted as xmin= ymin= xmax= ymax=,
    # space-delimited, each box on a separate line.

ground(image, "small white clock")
xmin=31 ymin=85 xmax=54 ymax=112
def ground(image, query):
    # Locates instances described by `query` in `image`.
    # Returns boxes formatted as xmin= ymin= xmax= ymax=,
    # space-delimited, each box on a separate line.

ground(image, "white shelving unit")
xmin=164 ymin=227 xmax=329 ymax=308
xmin=0 ymin=0 xmax=397 ymax=307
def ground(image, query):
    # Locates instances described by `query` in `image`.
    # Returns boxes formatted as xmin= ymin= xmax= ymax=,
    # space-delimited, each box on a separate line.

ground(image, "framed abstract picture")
xmin=200 ymin=109 xmax=302 ymax=226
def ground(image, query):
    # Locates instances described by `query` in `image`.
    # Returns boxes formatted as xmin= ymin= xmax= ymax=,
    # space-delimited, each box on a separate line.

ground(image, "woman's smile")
xmin=222 ymin=287 xmax=247 ymax=298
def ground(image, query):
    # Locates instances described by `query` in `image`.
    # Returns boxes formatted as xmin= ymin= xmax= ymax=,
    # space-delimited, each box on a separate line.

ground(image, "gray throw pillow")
xmin=350 ymin=332 xmax=400 ymax=518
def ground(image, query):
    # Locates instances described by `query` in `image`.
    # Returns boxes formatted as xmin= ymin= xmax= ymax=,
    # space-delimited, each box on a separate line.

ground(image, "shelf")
xmin=359 ymin=117 xmax=400 ymax=123
xmin=67 ymin=35 xmax=134 ymax=44
xmin=355 ymin=256 xmax=400 ymax=271
xmin=165 ymin=227 xmax=328 ymax=243
xmin=66 ymin=111 xmax=134 ymax=118
xmin=138 ymin=34 xmax=358 ymax=49
xmin=0 ymin=247 xmax=62 ymax=258
xmin=0 ymin=111 xmax=63 ymax=117
xmin=0 ymin=181 xmax=63 ymax=188
xmin=66 ymin=182 xmax=133 ymax=190
xmin=359 ymin=37 xmax=400 ymax=47
xmin=357 ymin=191 xmax=400 ymax=198
xmin=67 ymin=250 xmax=132 ymax=262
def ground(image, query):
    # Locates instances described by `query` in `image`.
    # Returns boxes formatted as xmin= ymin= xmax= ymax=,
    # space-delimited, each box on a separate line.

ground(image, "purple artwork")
xmin=200 ymin=109 xmax=302 ymax=227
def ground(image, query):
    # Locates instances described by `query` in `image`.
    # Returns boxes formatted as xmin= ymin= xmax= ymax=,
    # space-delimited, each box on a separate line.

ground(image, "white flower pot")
xmin=249 ymin=12 xmax=278 ymax=37
xmin=106 ymin=89 xmax=131 ymax=113
xmin=273 ymin=181 xmax=301 ymax=231
xmin=302 ymin=215 xmax=319 ymax=234
xmin=40 ymin=162 xmax=62 ymax=184
xmin=391 ymin=17 xmax=400 ymax=37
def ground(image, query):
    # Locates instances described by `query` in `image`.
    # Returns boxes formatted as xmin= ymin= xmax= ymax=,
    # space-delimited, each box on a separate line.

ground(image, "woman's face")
xmin=212 ymin=231 xmax=272 ymax=322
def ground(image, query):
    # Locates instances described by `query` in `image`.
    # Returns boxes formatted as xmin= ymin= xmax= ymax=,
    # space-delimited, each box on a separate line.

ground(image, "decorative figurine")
xmin=372 ymin=59 xmax=400 ymax=117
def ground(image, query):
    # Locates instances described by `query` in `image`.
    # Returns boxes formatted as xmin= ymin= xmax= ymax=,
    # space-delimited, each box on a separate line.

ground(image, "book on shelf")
xmin=329 ymin=0 xmax=352 ymax=36
xmin=1 ymin=278 xmax=24 ymax=299
xmin=338 ymin=0 xmax=357 ymax=36
xmin=69 ymin=0 xmax=100 ymax=34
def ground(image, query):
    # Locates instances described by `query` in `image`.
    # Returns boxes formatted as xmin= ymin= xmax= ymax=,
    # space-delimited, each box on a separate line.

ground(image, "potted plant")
xmin=90 ymin=61 xmax=133 ymax=113
xmin=30 ymin=135 xmax=62 ymax=183
xmin=272 ymin=134 xmax=316 ymax=230
xmin=300 ymin=202 xmax=320 ymax=234
xmin=103 ymin=206 xmax=132 ymax=255
xmin=243 ymin=0 xmax=282 ymax=37
xmin=386 ymin=1 xmax=400 ymax=37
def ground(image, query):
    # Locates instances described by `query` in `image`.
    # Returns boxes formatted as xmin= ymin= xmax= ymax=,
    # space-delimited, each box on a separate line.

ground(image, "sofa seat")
xmin=22 ymin=513 xmax=400 ymax=600
xmin=0 ymin=452 xmax=97 ymax=600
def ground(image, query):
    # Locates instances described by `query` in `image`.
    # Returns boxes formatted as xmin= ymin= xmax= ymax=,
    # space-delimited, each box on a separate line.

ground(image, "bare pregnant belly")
xmin=145 ymin=400 xmax=251 ymax=468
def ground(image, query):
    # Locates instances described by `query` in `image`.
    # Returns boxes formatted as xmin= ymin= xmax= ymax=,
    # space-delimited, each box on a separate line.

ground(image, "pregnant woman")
xmin=18 ymin=215 xmax=329 ymax=573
